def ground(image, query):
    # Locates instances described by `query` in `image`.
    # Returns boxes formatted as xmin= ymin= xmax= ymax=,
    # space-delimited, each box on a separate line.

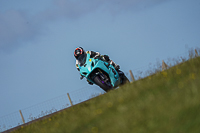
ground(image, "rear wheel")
xmin=121 ymin=75 xmax=130 ymax=85
xmin=118 ymin=70 xmax=130 ymax=85
xmin=93 ymin=75 xmax=113 ymax=92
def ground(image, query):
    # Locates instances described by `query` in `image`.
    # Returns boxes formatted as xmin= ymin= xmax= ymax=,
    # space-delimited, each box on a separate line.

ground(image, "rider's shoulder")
xmin=86 ymin=51 xmax=90 ymax=54
xmin=86 ymin=51 xmax=96 ymax=54
xmin=86 ymin=51 xmax=100 ymax=58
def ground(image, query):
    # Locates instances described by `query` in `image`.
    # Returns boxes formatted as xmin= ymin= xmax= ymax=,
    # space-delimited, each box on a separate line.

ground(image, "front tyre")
xmin=93 ymin=76 xmax=113 ymax=92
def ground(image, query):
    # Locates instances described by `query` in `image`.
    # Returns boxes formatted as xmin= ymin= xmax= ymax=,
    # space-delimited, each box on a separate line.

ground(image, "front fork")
xmin=96 ymin=69 xmax=109 ymax=82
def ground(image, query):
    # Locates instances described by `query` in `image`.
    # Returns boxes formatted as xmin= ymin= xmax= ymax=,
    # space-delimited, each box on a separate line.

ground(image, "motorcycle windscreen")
xmin=77 ymin=54 xmax=87 ymax=66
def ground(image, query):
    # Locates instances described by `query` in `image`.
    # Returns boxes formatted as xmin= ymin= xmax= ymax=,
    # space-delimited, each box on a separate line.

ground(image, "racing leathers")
xmin=75 ymin=51 xmax=120 ymax=85
xmin=75 ymin=51 xmax=119 ymax=71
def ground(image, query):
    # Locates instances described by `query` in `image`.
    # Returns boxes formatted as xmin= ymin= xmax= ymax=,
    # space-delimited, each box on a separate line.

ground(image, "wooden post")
xmin=162 ymin=60 xmax=168 ymax=71
xmin=195 ymin=49 xmax=198 ymax=57
xmin=19 ymin=110 xmax=25 ymax=124
xmin=129 ymin=70 xmax=135 ymax=82
xmin=67 ymin=93 xmax=73 ymax=106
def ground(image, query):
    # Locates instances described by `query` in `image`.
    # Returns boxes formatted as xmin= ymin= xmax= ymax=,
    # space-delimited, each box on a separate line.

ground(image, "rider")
xmin=74 ymin=47 xmax=120 ymax=85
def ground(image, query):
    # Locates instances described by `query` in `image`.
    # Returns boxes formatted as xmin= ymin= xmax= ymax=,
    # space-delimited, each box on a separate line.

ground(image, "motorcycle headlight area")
xmin=82 ymin=72 xmax=87 ymax=76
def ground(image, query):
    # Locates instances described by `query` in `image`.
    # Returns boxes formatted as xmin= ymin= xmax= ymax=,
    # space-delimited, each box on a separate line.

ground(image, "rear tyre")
xmin=94 ymin=76 xmax=113 ymax=92
xmin=117 ymin=70 xmax=130 ymax=85
xmin=121 ymin=75 xmax=130 ymax=85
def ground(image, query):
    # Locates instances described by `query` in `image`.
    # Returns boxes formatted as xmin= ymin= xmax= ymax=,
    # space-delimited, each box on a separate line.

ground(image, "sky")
xmin=0 ymin=0 xmax=200 ymax=122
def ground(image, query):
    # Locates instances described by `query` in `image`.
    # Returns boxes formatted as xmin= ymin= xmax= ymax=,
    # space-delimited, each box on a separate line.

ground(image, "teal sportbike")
xmin=77 ymin=53 xmax=129 ymax=92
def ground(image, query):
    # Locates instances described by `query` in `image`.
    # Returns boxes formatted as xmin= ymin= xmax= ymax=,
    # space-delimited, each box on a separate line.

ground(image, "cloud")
xmin=0 ymin=10 xmax=39 ymax=52
xmin=52 ymin=0 xmax=169 ymax=16
xmin=0 ymin=0 xmax=169 ymax=52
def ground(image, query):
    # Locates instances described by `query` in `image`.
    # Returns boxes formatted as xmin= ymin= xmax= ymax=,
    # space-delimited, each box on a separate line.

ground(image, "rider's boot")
xmin=87 ymin=80 xmax=93 ymax=85
xmin=101 ymin=55 xmax=120 ymax=70
xmin=110 ymin=60 xmax=120 ymax=70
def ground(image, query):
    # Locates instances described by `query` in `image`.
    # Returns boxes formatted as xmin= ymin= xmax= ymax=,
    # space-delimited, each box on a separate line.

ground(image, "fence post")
xmin=67 ymin=93 xmax=73 ymax=106
xmin=19 ymin=110 xmax=25 ymax=124
xmin=129 ymin=70 xmax=135 ymax=82
xmin=195 ymin=49 xmax=199 ymax=57
xmin=162 ymin=60 xmax=168 ymax=71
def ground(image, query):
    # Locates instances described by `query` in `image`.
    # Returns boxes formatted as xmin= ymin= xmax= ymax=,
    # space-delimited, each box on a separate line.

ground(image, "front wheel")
xmin=93 ymin=76 xmax=113 ymax=92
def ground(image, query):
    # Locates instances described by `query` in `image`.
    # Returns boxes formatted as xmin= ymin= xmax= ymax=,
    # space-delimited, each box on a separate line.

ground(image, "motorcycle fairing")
xmin=78 ymin=53 xmax=121 ymax=87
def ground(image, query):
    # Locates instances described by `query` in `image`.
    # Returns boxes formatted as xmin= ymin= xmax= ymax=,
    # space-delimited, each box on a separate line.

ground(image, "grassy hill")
xmin=11 ymin=57 xmax=200 ymax=133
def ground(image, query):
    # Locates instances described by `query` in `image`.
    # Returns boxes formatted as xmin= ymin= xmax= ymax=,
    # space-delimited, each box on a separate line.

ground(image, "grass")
xmin=11 ymin=56 xmax=200 ymax=133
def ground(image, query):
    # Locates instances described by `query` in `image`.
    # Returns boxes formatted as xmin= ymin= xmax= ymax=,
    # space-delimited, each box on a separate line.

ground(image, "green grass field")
xmin=12 ymin=57 xmax=200 ymax=133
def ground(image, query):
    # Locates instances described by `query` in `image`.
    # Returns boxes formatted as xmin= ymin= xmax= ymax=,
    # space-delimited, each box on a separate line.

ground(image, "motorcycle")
xmin=77 ymin=53 xmax=129 ymax=92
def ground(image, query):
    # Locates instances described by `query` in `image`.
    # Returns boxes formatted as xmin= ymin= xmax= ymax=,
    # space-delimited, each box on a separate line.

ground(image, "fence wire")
xmin=0 ymin=111 xmax=23 ymax=132
xmin=0 ymin=86 xmax=105 ymax=132
xmin=21 ymin=94 xmax=70 ymax=123
xmin=0 ymin=49 xmax=198 ymax=133
xmin=68 ymin=86 xmax=105 ymax=105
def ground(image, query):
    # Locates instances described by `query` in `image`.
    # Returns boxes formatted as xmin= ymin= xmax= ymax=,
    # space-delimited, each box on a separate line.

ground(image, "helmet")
xmin=74 ymin=47 xmax=86 ymax=59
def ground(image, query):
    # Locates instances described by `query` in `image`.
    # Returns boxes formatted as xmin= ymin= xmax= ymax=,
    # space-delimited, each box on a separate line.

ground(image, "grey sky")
xmin=0 ymin=0 xmax=169 ymax=52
